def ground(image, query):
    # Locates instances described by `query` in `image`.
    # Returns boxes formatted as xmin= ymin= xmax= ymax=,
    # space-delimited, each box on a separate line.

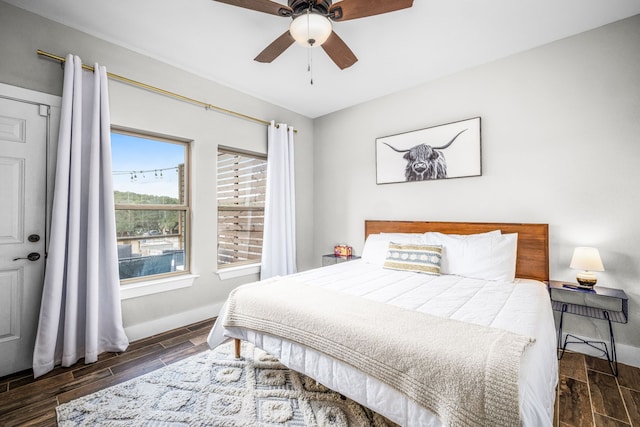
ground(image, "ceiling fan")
xmin=213 ymin=0 xmax=414 ymax=69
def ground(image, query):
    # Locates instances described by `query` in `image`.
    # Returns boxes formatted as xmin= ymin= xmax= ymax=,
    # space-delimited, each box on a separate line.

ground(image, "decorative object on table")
xmin=57 ymin=340 xmax=397 ymax=426
xmin=570 ymin=246 xmax=605 ymax=287
xmin=375 ymin=117 xmax=481 ymax=184
xmin=548 ymin=280 xmax=628 ymax=376
xmin=334 ymin=244 xmax=353 ymax=257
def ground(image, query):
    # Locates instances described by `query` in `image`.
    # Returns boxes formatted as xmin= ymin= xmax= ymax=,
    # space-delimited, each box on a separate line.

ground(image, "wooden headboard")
xmin=365 ymin=220 xmax=549 ymax=282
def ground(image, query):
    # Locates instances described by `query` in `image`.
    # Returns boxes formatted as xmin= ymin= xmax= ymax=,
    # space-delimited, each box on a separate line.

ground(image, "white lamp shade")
xmin=570 ymin=247 xmax=605 ymax=271
xmin=289 ymin=13 xmax=332 ymax=47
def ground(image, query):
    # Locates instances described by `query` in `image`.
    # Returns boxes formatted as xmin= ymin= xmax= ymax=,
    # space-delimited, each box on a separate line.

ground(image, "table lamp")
xmin=570 ymin=247 xmax=604 ymax=287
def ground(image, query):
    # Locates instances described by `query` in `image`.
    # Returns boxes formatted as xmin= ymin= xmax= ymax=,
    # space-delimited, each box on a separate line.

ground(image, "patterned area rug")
xmin=57 ymin=340 xmax=398 ymax=426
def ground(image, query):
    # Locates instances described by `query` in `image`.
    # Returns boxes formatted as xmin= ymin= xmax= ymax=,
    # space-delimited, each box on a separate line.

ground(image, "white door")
xmin=0 ymin=85 xmax=55 ymax=377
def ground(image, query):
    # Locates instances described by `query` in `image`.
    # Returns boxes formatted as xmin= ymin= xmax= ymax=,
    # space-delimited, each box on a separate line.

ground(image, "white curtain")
xmin=32 ymin=55 xmax=129 ymax=378
xmin=260 ymin=122 xmax=297 ymax=279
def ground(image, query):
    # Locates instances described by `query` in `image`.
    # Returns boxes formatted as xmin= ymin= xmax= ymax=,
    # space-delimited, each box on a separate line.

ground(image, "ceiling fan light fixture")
xmin=289 ymin=13 xmax=332 ymax=48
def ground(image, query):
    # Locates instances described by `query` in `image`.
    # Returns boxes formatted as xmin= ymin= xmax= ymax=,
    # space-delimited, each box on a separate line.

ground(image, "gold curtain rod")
xmin=37 ymin=49 xmax=296 ymax=133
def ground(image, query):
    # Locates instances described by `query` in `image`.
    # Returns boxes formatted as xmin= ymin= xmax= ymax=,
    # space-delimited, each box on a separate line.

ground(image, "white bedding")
xmin=208 ymin=260 xmax=558 ymax=426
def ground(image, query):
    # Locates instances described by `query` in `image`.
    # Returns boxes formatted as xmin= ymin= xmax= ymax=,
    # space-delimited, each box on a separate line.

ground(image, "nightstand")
xmin=322 ymin=254 xmax=361 ymax=267
xmin=548 ymin=280 xmax=628 ymax=376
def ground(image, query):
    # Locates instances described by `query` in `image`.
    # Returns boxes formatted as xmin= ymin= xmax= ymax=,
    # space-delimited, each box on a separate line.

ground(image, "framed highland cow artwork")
xmin=376 ymin=117 xmax=481 ymax=184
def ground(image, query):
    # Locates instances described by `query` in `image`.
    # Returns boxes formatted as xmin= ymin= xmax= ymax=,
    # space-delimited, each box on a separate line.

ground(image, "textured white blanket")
xmin=224 ymin=277 xmax=535 ymax=427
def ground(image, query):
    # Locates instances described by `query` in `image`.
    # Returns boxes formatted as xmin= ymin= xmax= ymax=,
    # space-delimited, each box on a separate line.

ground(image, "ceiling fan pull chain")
xmin=308 ymin=47 xmax=314 ymax=85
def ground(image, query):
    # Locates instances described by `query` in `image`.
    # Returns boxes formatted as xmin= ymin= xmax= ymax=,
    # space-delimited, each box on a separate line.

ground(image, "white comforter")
xmin=208 ymin=260 xmax=558 ymax=427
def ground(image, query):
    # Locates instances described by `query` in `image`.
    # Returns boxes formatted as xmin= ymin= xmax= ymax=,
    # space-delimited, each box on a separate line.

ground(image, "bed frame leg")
xmin=234 ymin=338 xmax=241 ymax=359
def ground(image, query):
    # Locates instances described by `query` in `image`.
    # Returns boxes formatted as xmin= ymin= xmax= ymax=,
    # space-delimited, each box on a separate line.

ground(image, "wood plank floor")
xmin=557 ymin=351 xmax=640 ymax=427
xmin=0 ymin=318 xmax=215 ymax=426
xmin=1 ymin=318 xmax=639 ymax=426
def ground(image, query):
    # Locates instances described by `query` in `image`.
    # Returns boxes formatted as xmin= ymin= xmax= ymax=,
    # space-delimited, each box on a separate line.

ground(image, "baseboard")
xmin=124 ymin=302 xmax=224 ymax=342
xmin=617 ymin=343 xmax=640 ymax=368
xmin=561 ymin=333 xmax=640 ymax=368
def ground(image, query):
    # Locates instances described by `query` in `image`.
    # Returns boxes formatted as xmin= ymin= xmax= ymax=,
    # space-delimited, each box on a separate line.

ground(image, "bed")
xmin=207 ymin=220 xmax=558 ymax=426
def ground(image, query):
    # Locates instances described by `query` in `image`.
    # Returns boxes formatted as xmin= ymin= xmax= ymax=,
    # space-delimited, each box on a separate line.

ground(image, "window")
xmin=217 ymin=147 xmax=267 ymax=268
xmin=111 ymin=129 xmax=190 ymax=282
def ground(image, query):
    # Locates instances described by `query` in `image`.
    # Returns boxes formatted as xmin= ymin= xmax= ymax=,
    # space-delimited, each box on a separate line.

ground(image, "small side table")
xmin=548 ymin=280 xmax=628 ymax=376
xmin=322 ymin=254 xmax=361 ymax=267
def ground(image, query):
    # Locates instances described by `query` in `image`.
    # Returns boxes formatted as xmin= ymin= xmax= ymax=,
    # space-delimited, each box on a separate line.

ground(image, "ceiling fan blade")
xmin=254 ymin=31 xmax=295 ymax=63
xmin=213 ymin=0 xmax=292 ymax=17
xmin=329 ymin=0 xmax=413 ymax=21
xmin=321 ymin=31 xmax=357 ymax=70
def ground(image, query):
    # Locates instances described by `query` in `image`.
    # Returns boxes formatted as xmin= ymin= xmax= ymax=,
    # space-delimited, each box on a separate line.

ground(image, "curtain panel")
xmin=260 ymin=122 xmax=297 ymax=279
xmin=32 ymin=55 xmax=128 ymax=378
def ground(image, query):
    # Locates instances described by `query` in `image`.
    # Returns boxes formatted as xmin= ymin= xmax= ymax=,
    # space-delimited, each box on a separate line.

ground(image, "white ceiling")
xmin=7 ymin=0 xmax=640 ymax=118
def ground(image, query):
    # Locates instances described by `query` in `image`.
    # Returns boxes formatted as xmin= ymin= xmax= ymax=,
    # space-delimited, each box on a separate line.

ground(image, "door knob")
xmin=13 ymin=252 xmax=41 ymax=262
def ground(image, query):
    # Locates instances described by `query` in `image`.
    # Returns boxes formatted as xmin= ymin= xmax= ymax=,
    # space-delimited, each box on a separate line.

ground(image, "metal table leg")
xmin=604 ymin=311 xmax=618 ymax=376
xmin=557 ymin=307 xmax=618 ymax=376
xmin=557 ymin=304 xmax=567 ymax=360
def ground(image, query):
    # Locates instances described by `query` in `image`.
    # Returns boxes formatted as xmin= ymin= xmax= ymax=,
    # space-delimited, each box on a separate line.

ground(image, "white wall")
xmin=0 ymin=1 xmax=315 ymax=338
xmin=313 ymin=15 xmax=640 ymax=364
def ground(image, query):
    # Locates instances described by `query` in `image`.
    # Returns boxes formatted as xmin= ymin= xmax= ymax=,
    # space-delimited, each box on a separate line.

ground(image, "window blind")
xmin=217 ymin=149 xmax=267 ymax=266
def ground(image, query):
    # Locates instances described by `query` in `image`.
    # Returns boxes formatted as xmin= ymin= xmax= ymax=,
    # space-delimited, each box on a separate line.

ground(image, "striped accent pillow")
xmin=383 ymin=243 xmax=443 ymax=275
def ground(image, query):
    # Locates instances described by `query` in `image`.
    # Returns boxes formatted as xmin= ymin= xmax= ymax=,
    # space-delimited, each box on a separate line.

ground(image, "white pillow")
xmin=361 ymin=233 xmax=423 ymax=266
xmin=380 ymin=232 xmax=425 ymax=242
xmin=425 ymin=232 xmax=518 ymax=281
xmin=422 ymin=230 xmax=501 ymax=245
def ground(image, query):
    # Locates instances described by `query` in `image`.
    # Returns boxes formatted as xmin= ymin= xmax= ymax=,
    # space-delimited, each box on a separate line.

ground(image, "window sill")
xmin=120 ymin=274 xmax=199 ymax=300
xmin=216 ymin=263 xmax=261 ymax=280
